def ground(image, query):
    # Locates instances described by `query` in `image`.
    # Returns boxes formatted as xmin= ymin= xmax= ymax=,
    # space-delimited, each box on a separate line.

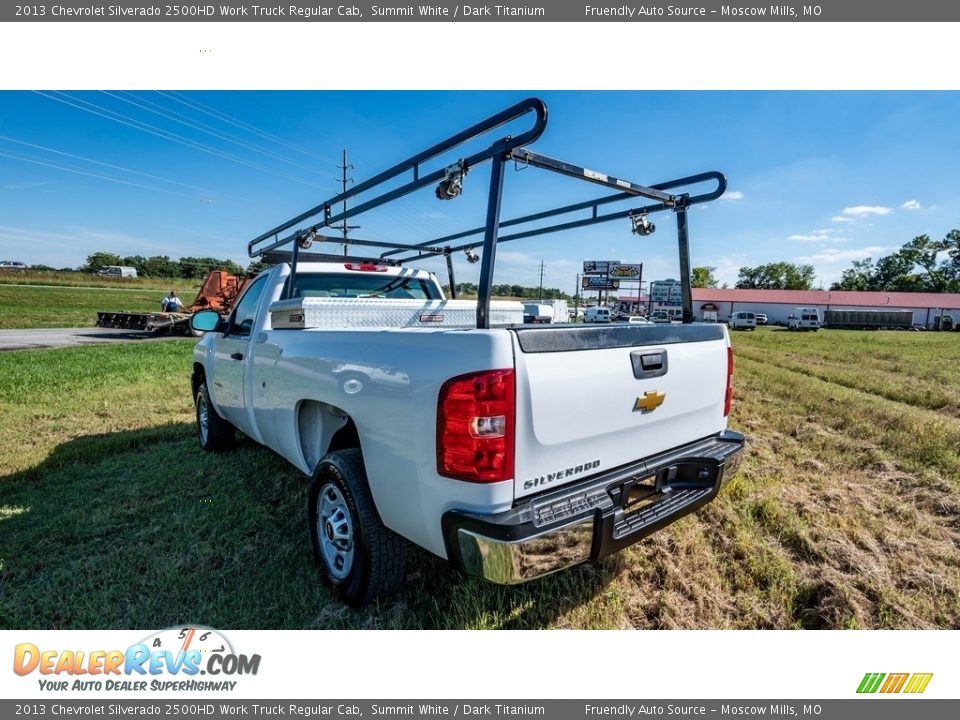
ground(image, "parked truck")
xmin=823 ymin=309 xmax=913 ymax=330
xmin=189 ymin=99 xmax=744 ymax=605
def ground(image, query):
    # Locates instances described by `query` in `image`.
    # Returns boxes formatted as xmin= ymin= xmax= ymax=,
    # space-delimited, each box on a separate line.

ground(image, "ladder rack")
xmin=249 ymin=97 xmax=726 ymax=328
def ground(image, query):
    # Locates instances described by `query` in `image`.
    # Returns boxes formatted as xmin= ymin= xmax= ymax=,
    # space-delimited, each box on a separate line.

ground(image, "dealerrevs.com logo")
xmin=13 ymin=627 xmax=261 ymax=692
xmin=857 ymin=672 xmax=933 ymax=694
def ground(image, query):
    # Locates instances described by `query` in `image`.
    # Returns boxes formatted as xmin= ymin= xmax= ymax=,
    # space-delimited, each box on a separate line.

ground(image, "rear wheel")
xmin=308 ymin=449 xmax=406 ymax=606
xmin=195 ymin=379 xmax=235 ymax=451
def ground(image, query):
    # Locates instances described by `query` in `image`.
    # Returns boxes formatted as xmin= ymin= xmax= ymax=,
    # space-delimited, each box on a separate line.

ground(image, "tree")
xmin=246 ymin=260 xmax=271 ymax=275
xmin=143 ymin=255 xmax=181 ymax=278
xmin=831 ymin=230 xmax=960 ymax=292
xmin=691 ymin=266 xmax=719 ymax=289
xmin=735 ymin=262 xmax=816 ymax=290
xmin=82 ymin=252 xmax=122 ymax=272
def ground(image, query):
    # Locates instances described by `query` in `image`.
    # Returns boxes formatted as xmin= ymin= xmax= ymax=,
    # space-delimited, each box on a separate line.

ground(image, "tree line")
xmin=453 ymin=281 xmax=571 ymax=300
xmin=690 ymin=229 xmax=960 ymax=292
xmin=82 ymin=251 xmax=246 ymax=279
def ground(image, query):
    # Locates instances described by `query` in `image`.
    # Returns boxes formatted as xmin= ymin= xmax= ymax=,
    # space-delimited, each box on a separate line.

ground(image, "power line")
xmin=157 ymin=91 xmax=337 ymax=166
xmin=34 ymin=91 xmax=330 ymax=190
xmin=0 ymin=133 xmax=225 ymax=197
xmin=104 ymin=91 xmax=338 ymax=180
xmin=0 ymin=148 xmax=218 ymax=202
xmin=155 ymin=92 xmax=436 ymax=244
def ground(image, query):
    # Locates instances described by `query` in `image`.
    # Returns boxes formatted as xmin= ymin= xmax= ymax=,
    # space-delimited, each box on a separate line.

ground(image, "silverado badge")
xmin=633 ymin=390 xmax=666 ymax=413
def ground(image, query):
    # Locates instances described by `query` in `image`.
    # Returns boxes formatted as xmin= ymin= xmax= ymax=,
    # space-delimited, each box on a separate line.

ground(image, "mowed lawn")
xmin=0 ymin=277 xmax=204 ymax=329
xmin=0 ymin=329 xmax=958 ymax=629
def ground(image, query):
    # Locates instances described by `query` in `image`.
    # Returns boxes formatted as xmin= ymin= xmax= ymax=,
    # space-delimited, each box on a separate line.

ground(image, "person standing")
xmin=161 ymin=290 xmax=184 ymax=312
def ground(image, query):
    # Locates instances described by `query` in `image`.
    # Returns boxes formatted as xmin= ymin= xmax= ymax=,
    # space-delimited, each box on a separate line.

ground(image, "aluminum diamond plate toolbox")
xmin=268 ymin=297 xmax=524 ymax=329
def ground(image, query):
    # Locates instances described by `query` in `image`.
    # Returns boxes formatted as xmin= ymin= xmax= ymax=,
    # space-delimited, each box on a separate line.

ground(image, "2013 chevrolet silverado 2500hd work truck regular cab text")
xmin=189 ymin=98 xmax=745 ymax=605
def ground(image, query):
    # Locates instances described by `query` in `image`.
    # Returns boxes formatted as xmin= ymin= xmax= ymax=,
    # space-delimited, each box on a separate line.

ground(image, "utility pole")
xmin=574 ymin=273 xmax=581 ymax=321
xmin=538 ymin=259 xmax=545 ymax=300
xmin=331 ymin=149 xmax=360 ymax=256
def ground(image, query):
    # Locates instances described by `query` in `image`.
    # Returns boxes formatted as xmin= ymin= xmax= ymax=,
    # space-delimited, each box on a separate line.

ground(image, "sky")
xmin=1 ymin=90 xmax=958 ymax=293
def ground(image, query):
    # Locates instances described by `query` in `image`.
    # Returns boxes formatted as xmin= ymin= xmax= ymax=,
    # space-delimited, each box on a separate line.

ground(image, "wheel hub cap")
xmin=316 ymin=483 xmax=354 ymax=581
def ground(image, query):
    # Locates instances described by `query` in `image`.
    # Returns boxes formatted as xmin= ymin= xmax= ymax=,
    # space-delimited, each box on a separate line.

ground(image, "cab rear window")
xmin=290 ymin=273 xmax=440 ymax=300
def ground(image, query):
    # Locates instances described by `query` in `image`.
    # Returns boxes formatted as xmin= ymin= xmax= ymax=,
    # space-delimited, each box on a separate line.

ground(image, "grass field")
xmin=0 ymin=284 xmax=191 ymax=329
xmin=0 ymin=328 xmax=958 ymax=629
xmin=0 ymin=270 xmax=204 ymax=292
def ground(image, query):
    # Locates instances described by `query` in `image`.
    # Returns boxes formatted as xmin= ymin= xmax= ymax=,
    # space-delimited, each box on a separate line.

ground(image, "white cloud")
xmin=796 ymin=246 xmax=887 ymax=264
xmin=720 ymin=190 xmax=743 ymax=201
xmin=901 ymin=199 xmax=922 ymax=210
xmin=2 ymin=180 xmax=55 ymax=190
xmin=842 ymin=205 xmax=893 ymax=217
xmin=789 ymin=233 xmax=848 ymax=244
xmin=831 ymin=216 xmax=854 ymax=224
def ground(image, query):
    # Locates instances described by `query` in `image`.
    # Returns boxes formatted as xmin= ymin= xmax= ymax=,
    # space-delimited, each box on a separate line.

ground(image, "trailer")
xmin=96 ymin=270 xmax=249 ymax=334
xmin=823 ymin=309 xmax=913 ymax=330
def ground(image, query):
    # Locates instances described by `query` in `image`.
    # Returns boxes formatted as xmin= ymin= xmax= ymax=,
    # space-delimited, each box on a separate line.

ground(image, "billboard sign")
xmin=582 ymin=276 xmax=620 ymax=290
xmin=609 ymin=263 xmax=642 ymax=280
xmin=583 ymin=260 xmax=619 ymax=275
xmin=651 ymin=279 xmax=683 ymax=305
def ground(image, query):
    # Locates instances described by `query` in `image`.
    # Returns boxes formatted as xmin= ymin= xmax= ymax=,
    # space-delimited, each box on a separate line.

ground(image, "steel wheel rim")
xmin=316 ymin=482 xmax=354 ymax=580
xmin=198 ymin=391 xmax=210 ymax=444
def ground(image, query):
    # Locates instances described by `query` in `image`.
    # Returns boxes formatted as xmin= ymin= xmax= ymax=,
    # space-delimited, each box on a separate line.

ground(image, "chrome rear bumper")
xmin=443 ymin=430 xmax=744 ymax=585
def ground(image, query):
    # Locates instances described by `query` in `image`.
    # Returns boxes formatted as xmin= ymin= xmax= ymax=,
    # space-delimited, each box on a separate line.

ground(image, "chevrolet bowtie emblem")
xmin=633 ymin=391 xmax=666 ymax=413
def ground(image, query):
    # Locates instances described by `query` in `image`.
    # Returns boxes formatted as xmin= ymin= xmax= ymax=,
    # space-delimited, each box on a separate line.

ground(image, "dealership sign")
xmin=651 ymin=279 xmax=682 ymax=305
xmin=582 ymin=276 xmax=620 ymax=290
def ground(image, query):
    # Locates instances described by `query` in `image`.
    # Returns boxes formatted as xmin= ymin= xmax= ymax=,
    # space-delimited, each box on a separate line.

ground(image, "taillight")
xmin=437 ymin=369 xmax=515 ymax=483
xmin=344 ymin=263 xmax=388 ymax=272
xmin=724 ymin=346 xmax=734 ymax=417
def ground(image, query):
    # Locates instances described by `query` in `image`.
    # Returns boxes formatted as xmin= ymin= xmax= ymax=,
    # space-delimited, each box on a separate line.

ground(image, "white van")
xmin=97 ymin=265 xmax=138 ymax=279
xmin=788 ymin=307 xmax=820 ymax=331
xmin=729 ymin=311 xmax=757 ymax=331
xmin=584 ymin=307 xmax=611 ymax=323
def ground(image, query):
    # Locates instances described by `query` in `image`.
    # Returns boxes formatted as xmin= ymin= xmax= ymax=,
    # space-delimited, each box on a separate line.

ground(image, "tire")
xmin=308 ymin=449 xmax=407 ymax=606
xmin=195 ymin=379 xmax=235 ymax=451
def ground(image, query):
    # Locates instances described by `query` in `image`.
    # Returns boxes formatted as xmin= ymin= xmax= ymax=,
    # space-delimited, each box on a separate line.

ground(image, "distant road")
xmin=0 ymin=327 xmax=186 ymax=351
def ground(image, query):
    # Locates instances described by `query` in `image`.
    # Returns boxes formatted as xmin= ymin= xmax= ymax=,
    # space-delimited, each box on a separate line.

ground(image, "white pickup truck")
xmin=189 ymin=98 xmax=744 ymax=605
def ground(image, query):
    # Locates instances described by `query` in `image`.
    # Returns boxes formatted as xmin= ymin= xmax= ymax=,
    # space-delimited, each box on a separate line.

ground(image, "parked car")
xmin=755 ymin=313 xmax=768 ymax=326
xmin=624 ymin=316 xmax=653 ymax=325
xmin=729 ymin=311 xmax=757 ymax=331
xmin=96 ymin=265 xmax=138 ymax=279
xmin=0 ymin=260 xmax=28 ymax=272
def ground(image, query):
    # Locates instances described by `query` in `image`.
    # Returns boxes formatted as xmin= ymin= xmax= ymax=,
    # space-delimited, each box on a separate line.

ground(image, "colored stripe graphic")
xmin=857 ymin=673 xmax=885 ymax=693
xmin=904 ymin=673 xmax=933 ymax=694
xmin=880 ymin=673 xmax=909 ymax=693
xmin=857 ymin=672 xmax=932 ymax=694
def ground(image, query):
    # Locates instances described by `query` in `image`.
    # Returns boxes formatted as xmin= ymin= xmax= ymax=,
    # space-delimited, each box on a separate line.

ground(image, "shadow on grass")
xmin=0 ymin=425 xmax=613 ymax=630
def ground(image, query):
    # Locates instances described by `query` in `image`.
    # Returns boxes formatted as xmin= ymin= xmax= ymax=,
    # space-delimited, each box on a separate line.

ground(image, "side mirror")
xmin=190 ymin=310 xmax=223 ymax=334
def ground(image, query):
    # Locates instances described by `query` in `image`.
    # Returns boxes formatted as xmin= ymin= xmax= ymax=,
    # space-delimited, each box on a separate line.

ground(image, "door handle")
xmin=230 ymin=352 xmax=243 ymax=361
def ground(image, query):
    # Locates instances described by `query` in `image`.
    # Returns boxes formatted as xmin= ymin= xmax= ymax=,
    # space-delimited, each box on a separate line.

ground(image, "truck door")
xmin=209 ymin=274 xmax=269 ymax=432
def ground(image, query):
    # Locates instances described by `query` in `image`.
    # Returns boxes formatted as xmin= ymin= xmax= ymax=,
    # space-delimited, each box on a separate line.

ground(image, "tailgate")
xmin=511 ymin=323 xmax=730 ymax=499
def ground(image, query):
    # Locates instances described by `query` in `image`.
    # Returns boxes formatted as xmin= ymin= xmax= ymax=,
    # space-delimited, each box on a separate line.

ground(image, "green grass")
xmin=1 ymin=328 xmax=958 ymax=629
xmin=0 ymin=284 xmax=182 ymax=329
xmin=0 ymin=270 xmax=203 ymax=292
